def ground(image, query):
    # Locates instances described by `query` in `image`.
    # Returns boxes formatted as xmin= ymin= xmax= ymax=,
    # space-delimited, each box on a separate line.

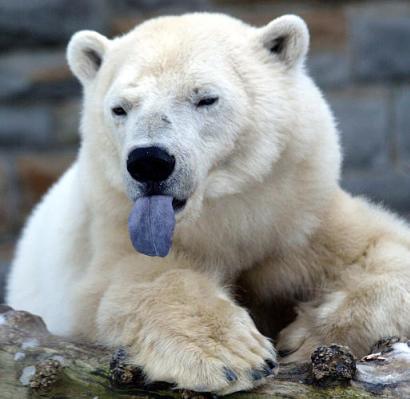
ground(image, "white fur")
xmin=6 ymin=13 xmax=410 ymax=394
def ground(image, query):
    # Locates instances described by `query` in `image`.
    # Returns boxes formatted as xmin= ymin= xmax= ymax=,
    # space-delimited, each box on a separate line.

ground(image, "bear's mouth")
xmin=140 ymin=182 xmax=189 ymax=214
xmin=172 ymin=197 xmax=187 ymax=213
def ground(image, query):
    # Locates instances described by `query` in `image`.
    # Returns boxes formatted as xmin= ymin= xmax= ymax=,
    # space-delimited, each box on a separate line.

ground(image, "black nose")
xmin=127 ymin=146 xmax=175 ymax=183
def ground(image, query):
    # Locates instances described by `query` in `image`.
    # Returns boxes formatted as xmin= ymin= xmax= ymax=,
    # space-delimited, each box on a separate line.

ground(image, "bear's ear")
xmin=256 ymin=15 xmax=309 ymax=69
xmin=66 ymin=30 xmax=110 ymax=85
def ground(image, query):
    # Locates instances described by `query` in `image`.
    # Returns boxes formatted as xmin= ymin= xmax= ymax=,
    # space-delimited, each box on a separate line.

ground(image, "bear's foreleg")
xmin=95 ymin=263 xmax=277 ymax=394
xmin=277 ymin=239 xmax=410 ymax=362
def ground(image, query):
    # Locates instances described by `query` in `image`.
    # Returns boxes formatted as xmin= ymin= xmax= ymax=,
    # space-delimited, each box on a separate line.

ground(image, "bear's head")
xmin=67 ymin=13 xmax=340 ymax=229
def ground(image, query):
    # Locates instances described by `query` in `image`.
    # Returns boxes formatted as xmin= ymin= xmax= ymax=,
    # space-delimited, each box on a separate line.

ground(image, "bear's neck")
xmin=79 ymin=141 xmax=339 ymax=280
xmin=173 ymin=158 xmax=340 ymax=280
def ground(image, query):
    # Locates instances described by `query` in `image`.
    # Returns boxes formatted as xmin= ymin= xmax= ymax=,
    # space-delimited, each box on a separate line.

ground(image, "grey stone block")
xmin=0 ymin=50 xmax=79 ymax=101
xmin=342 ymin=169 xmax=410 ymax=214
xmin=0 ymin=106 xmax=53 ymax=147
xmin=307 ymin=52 xmax=350 ymax=88
xmin=0 ymin=159 xmax=13 ymax=238
xmin=349 ymin=14 xmax=410 ymax=81
xmin=114 ymin=0 xmax=209 ymax=12
xmin=54 ymin=100 xmax=81 ymax=146
xmin=327 ymin=88 xmax=389 ymax=171
xmin=395 ymin=86 xmax=410 ymax=167
xmin=0 ymin=0 xmax=108 ymax=48
xmin=0 ymin=261 xmax=10 ymax=303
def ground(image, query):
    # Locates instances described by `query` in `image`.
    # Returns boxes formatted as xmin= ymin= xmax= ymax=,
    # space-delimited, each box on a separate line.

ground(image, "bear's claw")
xmin=223 ymin=367 xmax=238 ymax=382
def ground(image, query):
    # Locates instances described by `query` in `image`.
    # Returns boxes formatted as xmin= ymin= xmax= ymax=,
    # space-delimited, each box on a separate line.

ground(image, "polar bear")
xmin=6 ymin=12 xmax=410 ymax=395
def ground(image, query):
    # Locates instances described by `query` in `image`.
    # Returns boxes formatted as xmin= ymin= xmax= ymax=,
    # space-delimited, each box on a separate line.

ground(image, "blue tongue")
xmin=128 ymin=195 xmax=176 ymax=257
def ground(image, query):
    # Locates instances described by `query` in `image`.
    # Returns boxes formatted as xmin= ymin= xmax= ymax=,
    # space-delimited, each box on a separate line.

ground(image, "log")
xmin=0 ymin=305 xmax=409 ymax=399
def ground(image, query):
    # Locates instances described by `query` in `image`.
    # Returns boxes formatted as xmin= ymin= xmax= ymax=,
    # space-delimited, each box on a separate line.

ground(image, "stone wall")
xmin=1 ymin=0 xmax=410 ymax=283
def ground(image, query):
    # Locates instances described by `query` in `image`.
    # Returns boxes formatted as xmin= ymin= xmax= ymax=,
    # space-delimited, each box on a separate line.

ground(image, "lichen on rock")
xmin=29 ymin=359 xmax=63 ymax=391
xmin=311 ymin=344 xmax=357 ymax=386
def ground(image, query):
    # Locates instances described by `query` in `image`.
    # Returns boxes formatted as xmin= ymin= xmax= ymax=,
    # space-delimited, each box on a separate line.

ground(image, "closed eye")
xmin=196 ymin=97 xmax=219 ymax=107
xmin=112 ymin=106 xmax=127 ymax=116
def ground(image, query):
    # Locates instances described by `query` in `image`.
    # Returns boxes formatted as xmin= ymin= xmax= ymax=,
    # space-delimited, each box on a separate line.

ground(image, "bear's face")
xmin=101 ymin=35 xmax=250 ymax=213
xmin=67 ymin=14 xmax=310 ymax=221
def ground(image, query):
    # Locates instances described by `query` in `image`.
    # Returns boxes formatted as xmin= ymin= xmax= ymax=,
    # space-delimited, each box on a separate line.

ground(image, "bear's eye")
xmin=196 ymin=97 xmax=219 ymax=108
xmin=112 ymin=106 xmax=127 ymax=116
